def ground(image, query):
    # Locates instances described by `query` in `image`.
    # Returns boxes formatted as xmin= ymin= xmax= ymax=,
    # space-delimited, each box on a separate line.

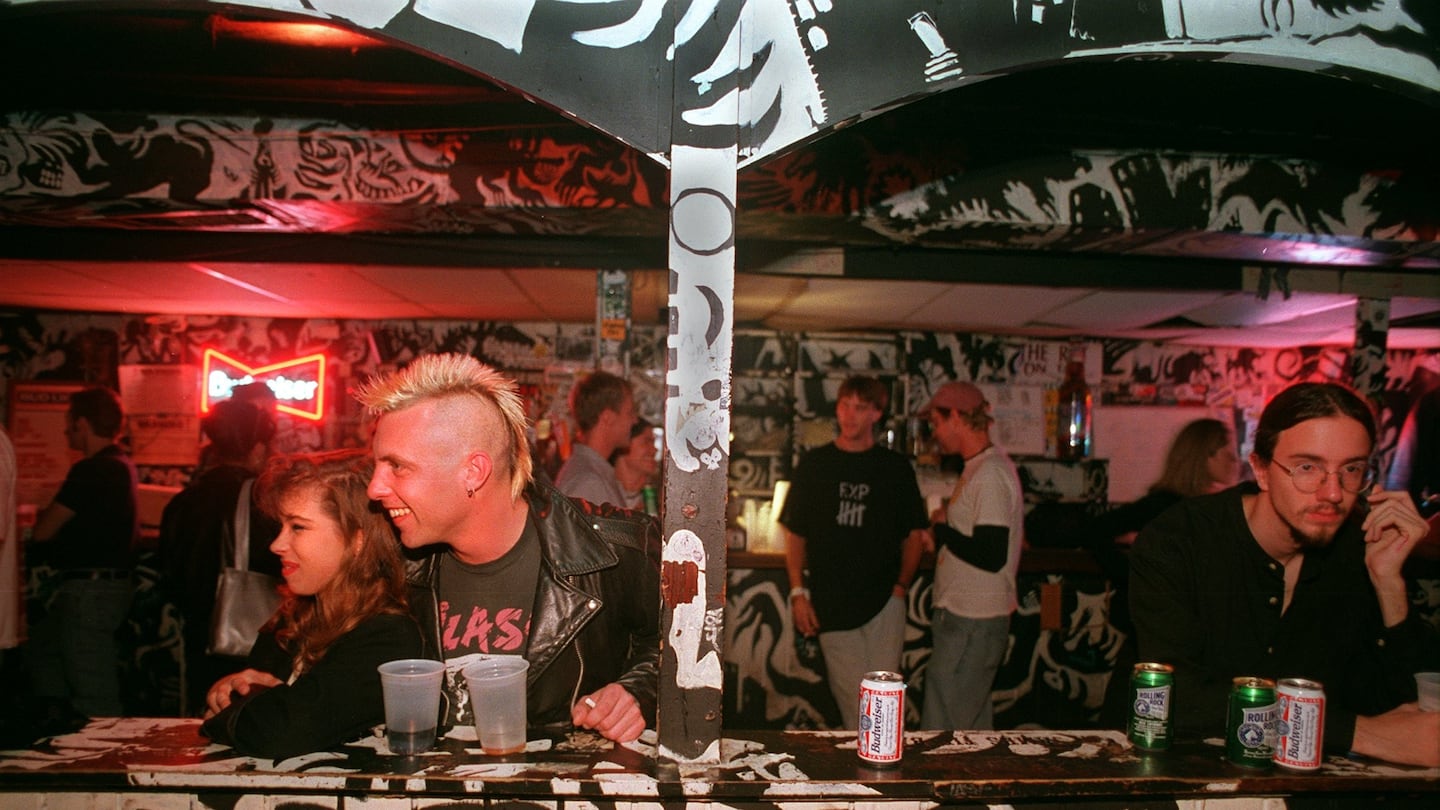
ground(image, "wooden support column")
xmin=1350 ymin=297 xmax=1390 ymax=402
xmin=656 ymin=0 xmax=741 ymax=763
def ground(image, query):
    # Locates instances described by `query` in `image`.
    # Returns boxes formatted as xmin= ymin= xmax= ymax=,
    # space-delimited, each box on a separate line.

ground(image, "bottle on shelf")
xmin=1055 ymin=342 xmax=1093 ymax=460
xmin=533 ymin=417 xmax=563 ymax=481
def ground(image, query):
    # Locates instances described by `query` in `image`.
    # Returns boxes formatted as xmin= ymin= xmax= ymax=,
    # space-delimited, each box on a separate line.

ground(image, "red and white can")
xmin=1275 ymin=678 xmax=1325 ymax=771
xmin=857 ymin=671 xmax=905 ymax=766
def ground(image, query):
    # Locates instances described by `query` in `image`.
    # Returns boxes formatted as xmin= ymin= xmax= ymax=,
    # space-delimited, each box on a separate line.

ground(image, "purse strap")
xmin=232 ymin=478 xmax=254 ymax=571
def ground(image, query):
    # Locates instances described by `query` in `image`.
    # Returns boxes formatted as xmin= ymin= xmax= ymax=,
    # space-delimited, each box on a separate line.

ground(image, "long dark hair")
xmin=1151 ymin=418 xmax=1231 ymax=497
xmin=255 ymin=449 xmax=409 ymax=672
xmin=1252 ymin=382 xmax=1376 ymax=463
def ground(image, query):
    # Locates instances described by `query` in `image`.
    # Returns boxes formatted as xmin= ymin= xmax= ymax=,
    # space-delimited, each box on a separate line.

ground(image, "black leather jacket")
xmin=407 ymin=480 xmax=661 ymax=729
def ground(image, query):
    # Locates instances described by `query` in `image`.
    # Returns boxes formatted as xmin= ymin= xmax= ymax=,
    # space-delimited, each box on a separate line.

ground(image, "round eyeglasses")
xmin=1270 ymin=460 xmax=1374 ymax=494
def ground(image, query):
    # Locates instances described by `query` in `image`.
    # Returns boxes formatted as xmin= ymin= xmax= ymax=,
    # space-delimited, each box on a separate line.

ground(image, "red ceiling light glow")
xmin=201 ymin=348 xmax=327 ymax=421
xmin=207 ymin=17 xmax=384 ymax=48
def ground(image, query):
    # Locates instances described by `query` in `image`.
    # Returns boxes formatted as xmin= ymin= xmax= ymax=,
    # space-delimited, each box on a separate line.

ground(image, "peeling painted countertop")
xmin=0 ymin=719 xmax=1434 ymax=803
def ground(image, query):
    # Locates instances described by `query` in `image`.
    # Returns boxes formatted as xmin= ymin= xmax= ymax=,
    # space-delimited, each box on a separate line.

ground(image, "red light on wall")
xmin=201 ymin=348 xmax=327 ymax=422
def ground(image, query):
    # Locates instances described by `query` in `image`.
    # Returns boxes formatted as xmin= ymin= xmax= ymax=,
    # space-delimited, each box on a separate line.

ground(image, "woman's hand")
xmin=204 ymin=668 xmax=283 ymax=718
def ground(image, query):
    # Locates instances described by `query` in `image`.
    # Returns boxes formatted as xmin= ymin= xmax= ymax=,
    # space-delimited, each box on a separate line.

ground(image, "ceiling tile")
xmin=1179 ymin=291 xmax=1354 ymax=328
xmin=765 ymin=279 xmax=947 ymax=330
xmin=905 ymin=284 xmax=1090 ymax=332
xmin=1034 ymin=290 xmax=1229 ymax=331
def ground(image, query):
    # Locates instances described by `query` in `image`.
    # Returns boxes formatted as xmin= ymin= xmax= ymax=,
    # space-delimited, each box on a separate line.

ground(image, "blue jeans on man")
xmin=921 ymin=608 xmax=1009 ymax=730
xmin=28 ymin=576 xmax=133 ymax=717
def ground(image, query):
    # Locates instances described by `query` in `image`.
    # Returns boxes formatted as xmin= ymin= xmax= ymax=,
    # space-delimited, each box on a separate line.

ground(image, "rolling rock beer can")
xmin=1128 ymin=663 xmax=1174 ymax=751
xmin=857 ymin=671 xmax=905 ymax=766
xmin=1227 ymin=677 xmax=1278 ymax=768
xmin=1274 ymin=678 xmax=1326 ymax=771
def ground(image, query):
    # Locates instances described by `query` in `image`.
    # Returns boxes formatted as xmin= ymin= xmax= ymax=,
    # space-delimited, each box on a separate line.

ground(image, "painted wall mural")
xmin=855 ymin=151 xmax=1435 ymax=255
xmin=0 ymin=112 xmax=665 ymax=235
xmin=6 ymin=113 xmax=1437 ymax=256
xmin=723 ymin=567 xmax=1125 ymax=732
xmin=5 ymin=310 xmax=1436 ymax=499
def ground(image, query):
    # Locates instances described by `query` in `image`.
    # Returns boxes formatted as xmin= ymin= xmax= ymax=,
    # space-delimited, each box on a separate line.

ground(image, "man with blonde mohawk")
xmin=358 ymin=353 xmax=660 ymax=742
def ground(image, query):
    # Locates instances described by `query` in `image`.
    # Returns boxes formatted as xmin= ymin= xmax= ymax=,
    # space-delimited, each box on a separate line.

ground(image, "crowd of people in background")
xmin=0 ymin=358 xmax=1435 ymax=766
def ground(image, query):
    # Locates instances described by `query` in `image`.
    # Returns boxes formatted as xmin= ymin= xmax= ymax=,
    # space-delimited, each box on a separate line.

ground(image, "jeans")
xmin=921 ymin=608 xmax=1009 ymax=730
xmin=817 ymin=596 xmax=906 ymax=729
xmin=28 ymin=577 xmax=133 ymax=717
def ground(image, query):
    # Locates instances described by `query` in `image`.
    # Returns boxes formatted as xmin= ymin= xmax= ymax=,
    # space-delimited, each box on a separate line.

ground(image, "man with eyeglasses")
xmin=1131 ymin=382 xmax=1438 ymax=766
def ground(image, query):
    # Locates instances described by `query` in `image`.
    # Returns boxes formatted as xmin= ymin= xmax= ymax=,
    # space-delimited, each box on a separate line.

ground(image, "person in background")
xmin=554 ymin=371 xmax=636 ymax=508
xmin=1086 ymin=418 xmax=1239 ymax=550
xmin=201 ymin=449 xmax=421 ymax=760
xmin=28 ymin=386 xmax=139 ymax=718
xmin=920 ymin=382 xmax=1024 ymax=731
xmin=1077 ymin=417 xmax=1238 ymax=725
xmin=780 ymin=375 xmax=927 ymax=729
xmin=1130 ymin=382 xmax=1439 ymax=766
xmin=610 ymin=419 xmax=660 ymax=513
xmin=158 ymin=398 xmax=281 ymax=715
xmin=0 ymin=424 xmax=24 ymax=745
xmin=359 ymin=354 xmax=660 ymax=742
xmin=0 ymin=425 xmax=17 ymax=658
xmin=1388 ymin=378 xmax=1439 ymax=518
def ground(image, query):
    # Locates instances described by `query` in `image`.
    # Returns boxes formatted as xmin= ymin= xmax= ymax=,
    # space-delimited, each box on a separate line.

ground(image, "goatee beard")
xmin=1289 ymin=523 xmax=1336 ymax=551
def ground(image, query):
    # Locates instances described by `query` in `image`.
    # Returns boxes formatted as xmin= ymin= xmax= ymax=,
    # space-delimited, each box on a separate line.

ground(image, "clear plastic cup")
xmin=377 ymin=658 xmax=445 ymax=755
xmin=463 ymin=656 xmax=530 ymax=755
xmin=1416 ymin=672 xmax=1440 ymax=712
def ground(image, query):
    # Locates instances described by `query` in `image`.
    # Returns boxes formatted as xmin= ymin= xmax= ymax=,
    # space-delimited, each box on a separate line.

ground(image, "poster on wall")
xmin=119 ymin=364 xmax=202 ymax=466
xmin=5 ymin=382 xmax=84 ymax=508
xmin=976 ymin=383 xmax=1048 ymax=456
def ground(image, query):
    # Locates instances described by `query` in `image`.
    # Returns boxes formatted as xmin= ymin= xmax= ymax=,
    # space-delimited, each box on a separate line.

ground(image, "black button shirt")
xmin=1130 ymin=484 xmax=1439 ymax=753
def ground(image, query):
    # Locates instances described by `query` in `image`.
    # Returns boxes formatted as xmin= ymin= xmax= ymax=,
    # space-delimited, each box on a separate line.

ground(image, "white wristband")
xmin=789 ymin=586 xmax=810 ymax=600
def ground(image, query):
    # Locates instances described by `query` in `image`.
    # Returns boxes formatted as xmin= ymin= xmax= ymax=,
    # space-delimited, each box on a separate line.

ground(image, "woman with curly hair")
xmin=201 ymin=449 xmax=423 ymax=760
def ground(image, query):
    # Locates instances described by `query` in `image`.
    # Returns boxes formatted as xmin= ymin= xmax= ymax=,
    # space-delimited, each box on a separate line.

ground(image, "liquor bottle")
xmin=1042 ymin=385 xmax=1060 ymax=458
xmin=1055 ymin=342 xmax=1092 ymax=460
xmin=533 ymin=418 xmax=562 ymax=481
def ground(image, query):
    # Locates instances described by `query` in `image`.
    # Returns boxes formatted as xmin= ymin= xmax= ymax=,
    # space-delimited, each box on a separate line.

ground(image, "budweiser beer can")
xmin=1275 ymin=678 xmax=1325 ymax=771
xmin=857 ymin=671 xmax=905 ymax=766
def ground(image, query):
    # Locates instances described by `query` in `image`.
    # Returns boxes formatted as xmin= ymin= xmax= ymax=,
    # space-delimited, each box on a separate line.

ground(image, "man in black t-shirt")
xmin=30 ymin=387 xmax=139 ymax=717
xmin=781 ymin=376 xmax=928 ymax=728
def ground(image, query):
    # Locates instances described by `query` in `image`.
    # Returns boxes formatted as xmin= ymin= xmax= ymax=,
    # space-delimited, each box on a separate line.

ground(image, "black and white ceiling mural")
xmin=17 ymin=0 xmax=1428 ymax=164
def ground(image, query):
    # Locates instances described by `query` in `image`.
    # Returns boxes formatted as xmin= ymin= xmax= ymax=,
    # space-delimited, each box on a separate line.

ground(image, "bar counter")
xmin=1 ymin=718 xmax=1434 ymax=808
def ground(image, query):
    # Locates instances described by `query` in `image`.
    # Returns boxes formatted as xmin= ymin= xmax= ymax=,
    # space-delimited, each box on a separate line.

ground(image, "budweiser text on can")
xmin=1226 ymin=677 xmax=1277 ymax=768
xmin=1275 ymin=678 xmax=1325 ymax=770
xmin=1128 ymin=663 xmax=1174 ymax=751
xmin=857 ymin=671 xmax=905 ymax=766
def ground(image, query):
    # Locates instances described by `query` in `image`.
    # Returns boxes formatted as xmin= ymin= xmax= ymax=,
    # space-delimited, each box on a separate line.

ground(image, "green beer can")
xmin=1128 ymin=663 xmax=1174 ymax=751
xmin=1226 ymin=677 xmax=1277 ymax=768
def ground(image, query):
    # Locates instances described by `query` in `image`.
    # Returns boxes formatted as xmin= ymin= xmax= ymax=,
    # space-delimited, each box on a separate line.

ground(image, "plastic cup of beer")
xmin=463 ymin=656 xmax=530 ymax=755
xmin=1416 ymin=672 xmax=1440 ymax=712
xmin=377 ymin=658 xmax=445 ymax=755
